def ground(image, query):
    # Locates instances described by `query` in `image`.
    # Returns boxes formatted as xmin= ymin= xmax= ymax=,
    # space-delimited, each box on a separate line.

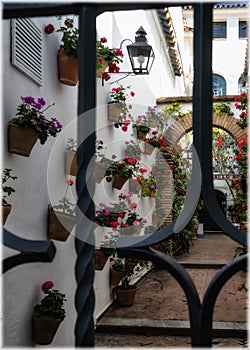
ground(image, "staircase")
xmin=95 ymin=233 xmax=248 ymax=347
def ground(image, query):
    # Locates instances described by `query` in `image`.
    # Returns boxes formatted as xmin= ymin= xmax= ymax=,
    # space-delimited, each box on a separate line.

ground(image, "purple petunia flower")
xmin=38 ymin=97 xmax=46 ymax=106
xmin=34 ymin=102 xmax=42 ymax=110
xmin=150 ymin=185 xmax=155 ymax=189
xmin=41 ymin=115 xmax=47 ymax=120
xmin=104 ymin=210 xmax=110 ymax=216
xmin=56 ymin=121 xmax=63 ymax=129
xmin=99 ymin=202 xmax=106 ymax=208
xmin=23 ymin=96 xmax=35 ymax=104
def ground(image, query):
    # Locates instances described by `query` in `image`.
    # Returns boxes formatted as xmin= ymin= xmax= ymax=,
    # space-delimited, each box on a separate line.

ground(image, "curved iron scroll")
xmin=3 ymin=228 xmax=56 ymax=273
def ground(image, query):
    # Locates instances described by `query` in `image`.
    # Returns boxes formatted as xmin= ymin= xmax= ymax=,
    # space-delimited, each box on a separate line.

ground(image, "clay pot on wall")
xmin=112 ymin=175 xmax=130 ymax=190
xmin=107 ymin=103 xmax=124 ymax=122
xmin=8 ymin=122 xmax=39 ymax=157
xmin=110 ymin=268 xmax=125 ymax=286
xmin=58 ymin=48 xmax=78 ymax=86
xmin=65 ymin=150 xmax=77 ymax=177
xmin=96 ymin=59 xmax=108 ymax=78
xmin=48 ymin=206 xmax=75 ymax=242
xmin=32 ymin=316 xmax=64 ymax=345
xmin=94 ymin=249 xmax=108 ymax=270
xmin=2 ymin=205 xmax=11 ymax=225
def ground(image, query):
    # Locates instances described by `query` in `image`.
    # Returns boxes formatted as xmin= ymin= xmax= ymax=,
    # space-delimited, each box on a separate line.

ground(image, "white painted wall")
xmin=2 ymin=8 xmax=185 ymax=347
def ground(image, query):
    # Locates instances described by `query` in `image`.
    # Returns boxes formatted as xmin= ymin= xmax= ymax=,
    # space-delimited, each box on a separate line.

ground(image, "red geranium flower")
xmin=41 ymin=280 xmax=54 ymax=292
xmin=45 ymin=24 xmax=55 ymax=34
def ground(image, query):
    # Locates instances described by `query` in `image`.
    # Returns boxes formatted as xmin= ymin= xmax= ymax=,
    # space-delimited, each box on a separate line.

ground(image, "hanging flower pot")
xmin=120 ymin=225 xmax=141 ymax=236
xmin=113 ymin=174 xmax=130 ymax=190
xmin=108 ymin=102 xmax=124 ymax=122
xmin=48 ymin=206 xmax=75 ymax=242
xmin=32 ymin=316 xmax=64 ymax=345
xmin=129 ymin=178 xmax=138 ymax=193
xmin=144 ymin=142 xmax=154 ymax=155
xmin=114 ymin=285 xmax=137 ymax=307
xmin=150 ymin=190 xmax=157 ymax=198
xmin=8 ymin=122 xmax=39 ymax=157
xmin=95 ymin=162 xmax=107 ymax=184
xmin=110 ymin=268 xmax=125 ymax=286
xmin=65 ymin=150 xmax=77 ymax=176
xmin=152 ymin=212 xmax=161 ymax=226
xmin=94 ymin=249 xmax=109 ymax=270
xmin=2 ymin=205 xmax=11 ymax=225
xmin=58 ymin=48 xmax=78 ymax=86
xmin=96 ymin=59 xmax=108 ymax=78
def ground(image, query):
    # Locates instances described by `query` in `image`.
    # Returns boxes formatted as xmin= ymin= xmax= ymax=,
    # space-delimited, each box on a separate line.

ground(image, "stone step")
xmin=96 ymin=317 xmax=247 ymax=338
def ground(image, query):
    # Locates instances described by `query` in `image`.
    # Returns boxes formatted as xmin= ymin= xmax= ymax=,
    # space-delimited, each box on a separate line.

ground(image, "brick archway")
xmin=164 ymin=112 xmax=247 ymax=148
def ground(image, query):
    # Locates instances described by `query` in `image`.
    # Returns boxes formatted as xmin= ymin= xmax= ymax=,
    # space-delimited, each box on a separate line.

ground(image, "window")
xmin=239 ymin=21 xmax=248 ymax=38
xmin=238 ymin=77 xmax=247 ymax=93
xmin=213 ymin=74 xmax=226 ymax=95
xmin=213 ymin=22 xmax=227 ymax=38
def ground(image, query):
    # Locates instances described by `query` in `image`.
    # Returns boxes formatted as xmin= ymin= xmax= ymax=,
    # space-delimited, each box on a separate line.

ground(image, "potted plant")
xmin=9 ymin=96 xmax=62 ymax=157
xmin=120 ymin=211 xmax=145 ymax=236
xmin=137 ymin=174 xmax=157 ymax=198
xmin=144 ymin=130 xmax=167 ymax=154
xmin=45 ymin=17 xmax=79 ymax=86
xmin=32 ymin=280 xmax=66 ymax=345
xmin=65 ymin=138 xmax=77 ymax=176
xmin=95 ymin=198 xmax=127 ymax=228
xmin=114 ymin=258 xmax=149 ymax=306
xmin=96 ymin=37 xmax=124 ymax=81
xmin=133 ymin=114 xmax=151 ymax=140
xmin=95 ymin=231 xmax=118 ymax=271
xmin=105 ymin=157 xmax=138 ymax=190
xmin=109 ymin=254 xmax=126 ymax=286
xmin=48 ymin=179 xmax=76 ymax=241
xmin=2 ymin=168 xmax=17 ymax=225
xmin=108 ymin=85 xmax=135 ymax=128
xmin=95 ymin=140 xmax=113 ymax=183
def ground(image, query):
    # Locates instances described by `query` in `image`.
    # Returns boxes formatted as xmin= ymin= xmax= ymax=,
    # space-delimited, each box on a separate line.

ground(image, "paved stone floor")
xmin=95 ymin=234 xmax=248 ymax=348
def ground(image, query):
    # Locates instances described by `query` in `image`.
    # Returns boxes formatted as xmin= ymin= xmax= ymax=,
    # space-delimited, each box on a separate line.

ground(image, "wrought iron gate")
xmin=3 ymin=2 xmax=247 ymax=348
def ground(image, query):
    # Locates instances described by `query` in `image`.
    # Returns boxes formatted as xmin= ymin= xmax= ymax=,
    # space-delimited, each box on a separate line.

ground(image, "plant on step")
xmin=213 ymin=102 xmax=234 ymax=116
xmin=45 ymin=16 xmax=79 ymax=57
xmin=53 ymin=179 xmax=76 ymax=215
xmin=33 ymin=281 xmax=66 ymax=321
xmin=13 ymin=96 xmax=63 ymax=145
xmin=110 ymin=253 xmax=150 ymax=288
xmin=2 ymin=168 xmax=17 ymax=206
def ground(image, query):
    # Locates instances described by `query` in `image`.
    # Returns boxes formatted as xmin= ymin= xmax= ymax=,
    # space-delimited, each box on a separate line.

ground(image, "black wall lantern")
xmin=127 ymin=26 xmax=155 ymax=74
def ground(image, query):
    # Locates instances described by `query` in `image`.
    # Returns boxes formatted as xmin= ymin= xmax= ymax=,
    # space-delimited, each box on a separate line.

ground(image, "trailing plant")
xmin=213 ymin=102 xmax=234 ymax=116
xmin=2 ymin=168 xmax=17 ymax=206
xmin=53 ymin=179 xmax=76 ymax=215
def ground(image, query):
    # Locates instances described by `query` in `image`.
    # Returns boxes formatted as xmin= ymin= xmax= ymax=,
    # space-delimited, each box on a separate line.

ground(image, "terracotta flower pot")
xmin=113 ymin=175 xmax=129 ymax=190
xmin=144 ymin=142 xmax=154 ymax=155
xmin=96 ymin=59 xmax=108 ymax=78
xmin=58 ymin=48 xmax=78 ymax=86
xmin=110 ymin=268 xmax=125 ymax=286
xmin=32 ymin=315 xmax=64 ymax=345
xmin=152 ymin=212 xmax=161 ymax=226
xmin=65 ymin=150 xmax=77 ymax=176
xmin=150 ymin=190 xmax=157 ymax=198
xmin=2 ymin=205 xmax=11 ymax=225
xmin=94 ymin=249 xmax=108 ymax=270
xmin=108 ymin=103 xmax=124 ymax=122
xmin=137 ymin=129 xmax=149 ymax=141
xmin=8 ymin=122 xmax=39 ymax=157
xmin=48 ymin=206 xmax=75 ymax=241
xmin=129 ymin=178 xmax=139 ymax=193
xmin=95 ymin=162 xmax=107 ymax=184
xmin=114 ymin=285 xmax=137 ymax=307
